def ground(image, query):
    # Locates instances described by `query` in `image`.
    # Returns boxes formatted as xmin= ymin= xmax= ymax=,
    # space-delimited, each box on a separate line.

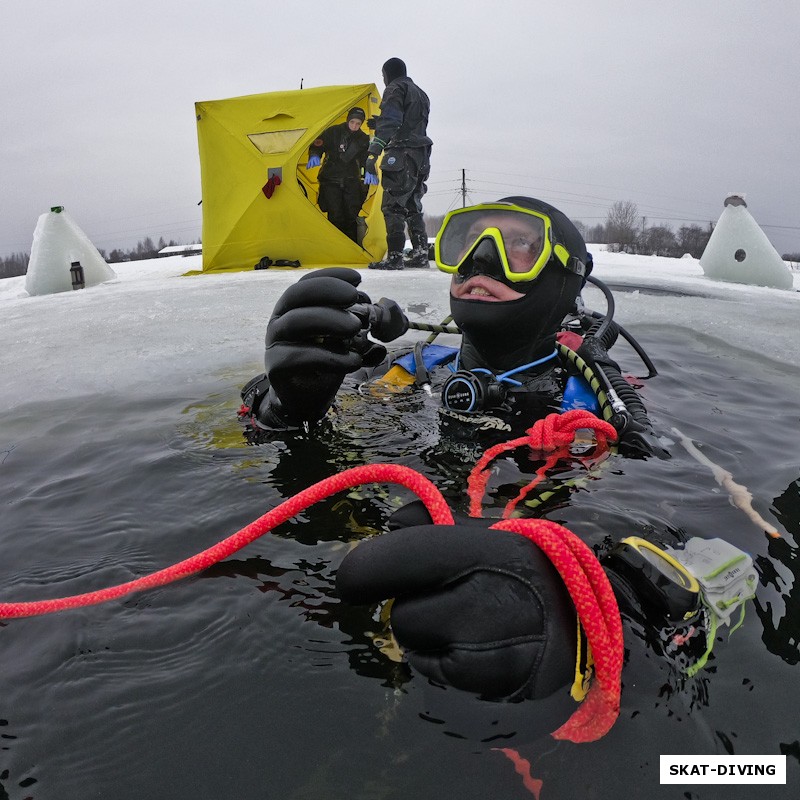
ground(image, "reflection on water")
xmin=754 ymin=479 xmax=800 ymax=666
xmin=1 ymin=326 xmax=799 ymax=798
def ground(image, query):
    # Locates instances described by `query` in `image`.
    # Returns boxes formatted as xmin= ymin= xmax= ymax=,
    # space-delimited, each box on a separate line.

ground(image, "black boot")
xmin=368 ymin=251 xmax=404 ymax=270
xmin=404 ymin=246 xmax=430 ymax=268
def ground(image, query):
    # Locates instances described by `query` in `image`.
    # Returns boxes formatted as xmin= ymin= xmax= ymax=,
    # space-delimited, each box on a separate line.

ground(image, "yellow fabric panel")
xmin=196 ymin=84 xmax=386 ymax=272
xmin=246 ymin=129 xmax=308 ymax=154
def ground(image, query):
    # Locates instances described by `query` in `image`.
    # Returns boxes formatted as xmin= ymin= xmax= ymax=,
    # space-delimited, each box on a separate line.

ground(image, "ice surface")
xmin=1 ymin=251 xmax=798 ymax=414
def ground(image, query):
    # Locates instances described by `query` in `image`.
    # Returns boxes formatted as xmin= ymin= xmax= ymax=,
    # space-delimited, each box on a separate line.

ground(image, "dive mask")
xmin=603 ymin=536 xmax=701 ymax=621
xmin=435 ymin=202 xmax=585 ymax=284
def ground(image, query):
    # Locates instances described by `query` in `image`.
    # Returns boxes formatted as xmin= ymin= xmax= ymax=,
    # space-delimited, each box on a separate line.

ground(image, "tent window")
xmin=247 ymin=129 xmax=307 ymax=154
xmin=734 ymin=248 xmax=746 ymax=262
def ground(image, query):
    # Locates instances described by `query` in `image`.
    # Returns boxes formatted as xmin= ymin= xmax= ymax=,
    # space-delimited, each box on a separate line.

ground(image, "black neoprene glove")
xmin=336 ymin=524 xmax=577 ymax=701
xmin=260 ymin=268 xmax=388 ymax=427
xmin=363 ymin=154 xmax=378 ymax=178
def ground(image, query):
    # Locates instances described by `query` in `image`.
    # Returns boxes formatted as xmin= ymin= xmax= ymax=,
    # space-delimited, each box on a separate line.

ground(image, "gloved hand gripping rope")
xmin=0 ymin=427 xmax=625 ymax=743
xmin=460 ymin=408 xmax=623 ymax=742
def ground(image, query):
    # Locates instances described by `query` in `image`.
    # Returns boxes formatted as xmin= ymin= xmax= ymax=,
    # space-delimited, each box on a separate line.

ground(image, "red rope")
xmin=466 ymin=410 xmax=623 ymax=742
xmin=2 ymin=423 xmax=624 ymax=742
xmin=492 ymin=517 xmax=623 ymax=743
xmin=492 ymin=748 xmax=543 ymax=798
xmin=467 ymin=409 xmax=618 ymax=519
xmin=0 ymin=464 xmax=453 ymax=620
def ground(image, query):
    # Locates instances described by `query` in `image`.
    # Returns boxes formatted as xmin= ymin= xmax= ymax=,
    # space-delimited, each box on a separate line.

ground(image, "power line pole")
xmin=461 ymin=169 xmax=467 ymax=208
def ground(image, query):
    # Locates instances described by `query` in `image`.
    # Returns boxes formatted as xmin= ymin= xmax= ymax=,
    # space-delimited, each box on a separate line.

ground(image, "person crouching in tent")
xmin=305 ymin=107 xmax=370 ymax=243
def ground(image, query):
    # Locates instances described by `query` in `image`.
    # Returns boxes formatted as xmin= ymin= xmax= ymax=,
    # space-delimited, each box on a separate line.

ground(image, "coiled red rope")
xmin=467 ymin=409 xmax=618 ymax=518
xmin=492 ymin=517 xmax=623 ymax=742
xmin=0 ymin=464 xmax=452 ymax=620
xmin=468 ymin=410 xmax=623 ymax=742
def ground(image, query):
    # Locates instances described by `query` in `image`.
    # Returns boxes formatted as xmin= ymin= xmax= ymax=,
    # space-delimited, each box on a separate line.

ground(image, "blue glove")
xmin=306 ymin=155 xmax=321 ymax=169
xmin=363 ymin=154 xmax=379 ymax=185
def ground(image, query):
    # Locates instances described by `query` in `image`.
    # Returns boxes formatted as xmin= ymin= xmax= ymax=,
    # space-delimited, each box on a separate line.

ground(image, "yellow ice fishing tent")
xmin=195 ymin=83 xmax=386 ymax=273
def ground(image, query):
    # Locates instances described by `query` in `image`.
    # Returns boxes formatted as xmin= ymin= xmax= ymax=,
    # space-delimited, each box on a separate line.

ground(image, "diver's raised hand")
xmin=337 ymin=523 xmax=577 ymax=700
xmin=261 ymin=268 xmax=386 ymax=426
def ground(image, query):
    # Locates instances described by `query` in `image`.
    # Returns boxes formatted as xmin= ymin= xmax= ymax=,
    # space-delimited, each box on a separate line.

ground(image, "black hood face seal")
xmin=445 ymin=195 xmax=588 ymax=372
xmin=453 ymin=237 xmax=541 ymax=295
xmin=451 ymin=261 xmax=583 ymax=372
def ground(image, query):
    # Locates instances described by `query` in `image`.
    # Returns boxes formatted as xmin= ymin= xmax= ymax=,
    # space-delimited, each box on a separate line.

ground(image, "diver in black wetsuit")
xmin=238 ymin=197 xmax=751 ymax=729
xmin=241 ymin=196 xmax=662 ymax=456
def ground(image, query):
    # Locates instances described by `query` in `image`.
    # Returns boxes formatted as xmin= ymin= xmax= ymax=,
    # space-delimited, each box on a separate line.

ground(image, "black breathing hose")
xmin=584 ymin=274 xmax=616 ymax=342
xmin=584 ymin=274 xmax=658 ymax=379
xmin=587 ymin=313 xmax=659 ymax=379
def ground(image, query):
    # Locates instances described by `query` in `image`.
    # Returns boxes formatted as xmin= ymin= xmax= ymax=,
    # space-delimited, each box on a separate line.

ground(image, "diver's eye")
xmin=507 ymin=237 xmax=540 ymax=255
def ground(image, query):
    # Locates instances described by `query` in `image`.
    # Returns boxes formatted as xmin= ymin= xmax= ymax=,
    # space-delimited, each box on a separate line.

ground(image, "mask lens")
xmin=637 ymin=545 xmax=695 ymax=588
xmin=436 ymin=206 xmax=549 ymax=281
xmin=502 ymin=227 xmax=546 ymax=273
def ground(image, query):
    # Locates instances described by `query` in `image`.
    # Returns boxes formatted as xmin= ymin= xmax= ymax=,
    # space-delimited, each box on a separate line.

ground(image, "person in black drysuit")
xmin=306 ymin=107 xmax=370 ymax=243
xmin=238 ymin=197 xmax=723 ymax=737
xmin=365 ymin=57 xmax=433 ymax=271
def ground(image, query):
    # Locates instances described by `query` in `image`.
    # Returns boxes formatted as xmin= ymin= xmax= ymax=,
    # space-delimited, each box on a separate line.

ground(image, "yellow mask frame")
xmin=435 ymin=202 xmax=574 ymax=283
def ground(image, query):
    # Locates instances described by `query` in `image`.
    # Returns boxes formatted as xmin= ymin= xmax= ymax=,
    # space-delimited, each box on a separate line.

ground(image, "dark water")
xmin=1 ymin=326 xmax=799 ymax=799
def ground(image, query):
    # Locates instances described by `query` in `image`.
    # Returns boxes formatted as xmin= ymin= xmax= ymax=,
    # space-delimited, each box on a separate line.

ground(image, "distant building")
xmin=158 ymin=244 xmax=202 ymax=257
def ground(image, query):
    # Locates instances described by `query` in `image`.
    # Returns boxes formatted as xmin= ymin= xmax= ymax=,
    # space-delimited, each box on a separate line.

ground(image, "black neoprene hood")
xmin=382 ymin=57 xmax=407 ymax=84
xmin=448 ymin=196 xmax=588 ymax=372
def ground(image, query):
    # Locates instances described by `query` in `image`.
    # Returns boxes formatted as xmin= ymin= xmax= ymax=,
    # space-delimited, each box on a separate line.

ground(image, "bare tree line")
xmin=0 ymin=236 xmax=196 ymax=279
xmin=2 ymin=201 xmax=797 ymax=279
xmin=0 ymin=252 xmax=29 ymax=279
xmin=586 ymin=200 xmax=715 ymax=258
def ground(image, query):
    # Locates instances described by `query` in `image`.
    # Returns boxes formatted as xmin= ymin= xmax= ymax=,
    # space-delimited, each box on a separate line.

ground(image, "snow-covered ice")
xmin=1 ymin=252 xmax=798 ymax=414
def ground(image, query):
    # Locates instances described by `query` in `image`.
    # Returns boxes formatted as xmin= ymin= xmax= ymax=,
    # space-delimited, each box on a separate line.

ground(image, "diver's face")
xmin=449 ymin=213 xmax=542 ymax=302
xmin=347 ymin=118 xmax=362 ymax=132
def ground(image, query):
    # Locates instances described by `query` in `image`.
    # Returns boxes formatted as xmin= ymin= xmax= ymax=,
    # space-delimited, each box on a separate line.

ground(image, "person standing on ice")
xmin=364 ymin=57 xmax=433 ymax=271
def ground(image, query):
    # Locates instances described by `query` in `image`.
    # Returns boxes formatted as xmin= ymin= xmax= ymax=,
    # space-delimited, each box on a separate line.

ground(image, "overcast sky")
xmin=3 ymin=0 xmax=799 ymax=257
